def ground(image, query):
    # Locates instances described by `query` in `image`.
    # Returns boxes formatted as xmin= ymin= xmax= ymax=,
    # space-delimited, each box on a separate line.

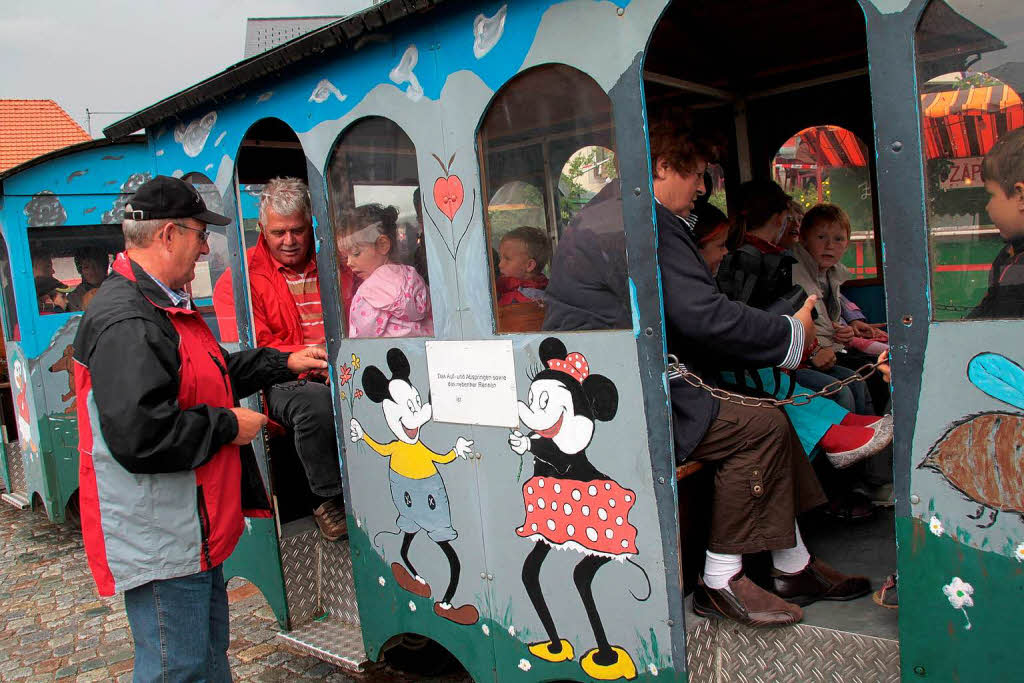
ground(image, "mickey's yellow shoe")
xmin=580 ymin=646 xmax=637 ymax=681
xmin=528 ymin=639 xmax=575 ymax=663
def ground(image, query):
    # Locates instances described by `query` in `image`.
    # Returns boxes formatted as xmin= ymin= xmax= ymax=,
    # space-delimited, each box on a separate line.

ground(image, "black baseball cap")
xmin=123 ymin=175 xmax=231 ymax=226
xmin=35 ymin=276 xmax=72 ymax=298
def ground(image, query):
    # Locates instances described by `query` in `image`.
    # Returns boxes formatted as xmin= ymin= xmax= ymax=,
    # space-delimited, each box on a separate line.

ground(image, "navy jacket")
xmin=657 ymin=203 xmax=794 ymax=460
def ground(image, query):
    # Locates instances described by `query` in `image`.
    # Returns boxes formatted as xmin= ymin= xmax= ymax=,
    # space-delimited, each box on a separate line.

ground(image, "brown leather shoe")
xmin=313 ymin=498 xmax=348 ymax=542
xmin=693 ymin=571 xmax=803 ymax=627
xmin=771 ymin=557 xmax=871 ymax=606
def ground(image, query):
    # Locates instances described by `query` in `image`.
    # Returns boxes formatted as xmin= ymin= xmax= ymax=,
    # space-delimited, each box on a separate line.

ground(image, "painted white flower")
xmin=943 ymin=577 xmax=974 ymax=609
xmin=356 ymin=518 xmax=362 ymax=528
xmin=378 ymin=576 xmax=386 ymax=587
xmin=408 ymin=600 xmax=417 ymax=612
xmin=518 ymin=659 xmax=532 ymax=672
xmin=943 ymin=577 xmax=974 ymax=630
xmin=1015 ymin=542 xmax=1024 ymax=562
xmin=481 ymin=624 xmax=490 ymax=636
xmin=508 ymin=625 xmax=516 ymax=637
xmin=648 ymin=663 xmax=659 ymax=676
xmin=929 ymin=515 xmax=944 ymax=536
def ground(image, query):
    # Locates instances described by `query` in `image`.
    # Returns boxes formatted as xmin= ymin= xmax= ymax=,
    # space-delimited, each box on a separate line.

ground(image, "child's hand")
xmin=877 ymin=350 xmax=891 ymax=383
xmin=850 ymin=320 xmax=877 ymax=339
xmin=811 ymin=347 xmax=837 ymax=371
xmin=834 ymin=324 xmax=855 ymax=344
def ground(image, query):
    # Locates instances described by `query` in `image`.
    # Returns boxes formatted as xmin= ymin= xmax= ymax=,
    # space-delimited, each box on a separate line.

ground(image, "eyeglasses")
xmin=172 ymin=223 xmax=210 ymax=244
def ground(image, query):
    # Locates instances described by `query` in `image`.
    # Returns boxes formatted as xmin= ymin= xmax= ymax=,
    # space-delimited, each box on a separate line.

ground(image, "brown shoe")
xmin=771 ymin=557 xmax=871 ymax=606
xmin=693 ymin=571 xmax=803 ymax=627
xmin=433 ymin=602 xmax=479 ymax=625
xmin=391 ymin=562 xmax=432 ymax=598
xmin=313 ymin=498 xmax=348 ymax=542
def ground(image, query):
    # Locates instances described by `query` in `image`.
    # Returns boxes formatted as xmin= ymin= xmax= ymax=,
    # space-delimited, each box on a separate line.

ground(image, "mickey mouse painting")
xmin=350 ymin=348 xmax=479 ymax=625
xmin=509 ymin=338 xmax=643 ymax=681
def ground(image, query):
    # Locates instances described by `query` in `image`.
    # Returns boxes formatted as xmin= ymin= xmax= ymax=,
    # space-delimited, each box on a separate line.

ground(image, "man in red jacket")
xmin=213 ymin=178 xmax=348 ymax=541
xmin=75 ymin=175 xmax=328 ymax=681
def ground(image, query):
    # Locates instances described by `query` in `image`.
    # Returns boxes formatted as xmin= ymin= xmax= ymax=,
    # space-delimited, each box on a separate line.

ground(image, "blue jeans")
xmin=124 ymin=565 xmax=231 ymax=682
xmin=795 ymin=365 xmax=873 ymax=415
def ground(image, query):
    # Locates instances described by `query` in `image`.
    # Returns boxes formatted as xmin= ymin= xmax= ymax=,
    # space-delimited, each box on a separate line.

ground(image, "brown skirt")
xmin=689 ymin=399 xmax=827 ymax=554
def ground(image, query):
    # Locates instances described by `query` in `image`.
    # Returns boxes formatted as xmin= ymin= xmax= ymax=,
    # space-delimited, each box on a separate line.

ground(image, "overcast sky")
xmin=0 ymin=1 xmax=370 ymax=136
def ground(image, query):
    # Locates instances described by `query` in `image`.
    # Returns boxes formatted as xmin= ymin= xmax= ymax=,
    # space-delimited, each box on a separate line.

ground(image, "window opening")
xmin=28 ymin=224 xmax=122 ymax=316
xmin=326 ymin=116 xmax=433 ymax=338
xmin=0 ymin=234 xmax=19 ymax=341
xmin=771 ymin=125 xmax=878 ymax=280
xmin=917 ymin=0 xmax=1024 ymax=320
xmin=478 ymin=64 xmax=628 ymax=333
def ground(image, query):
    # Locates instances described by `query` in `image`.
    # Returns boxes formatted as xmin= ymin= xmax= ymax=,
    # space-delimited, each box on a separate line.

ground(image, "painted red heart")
xmin=433 ymin=174 xmax=464 ymax=221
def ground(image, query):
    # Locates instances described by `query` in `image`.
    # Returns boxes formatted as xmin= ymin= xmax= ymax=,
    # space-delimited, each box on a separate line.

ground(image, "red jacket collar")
xmin=743 ymin=233 xmax=785 ymax=255
xmin=112 ymin=252 xmax=195 ymax=314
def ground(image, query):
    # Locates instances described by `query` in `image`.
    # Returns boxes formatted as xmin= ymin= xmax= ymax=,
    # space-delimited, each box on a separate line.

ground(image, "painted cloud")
xmin=389 ymin=45 xmax=424 ymax=102
xmin=23 ymin=191 xmax=67 ymax=227
xmin=309 ymin=78 xmax=348 ymax=104
xmin=102 ymin=172 xmax=153 ymax=224
xmin=174 ymin=111 xmax=218 ymax=158
xmin=473 ymin=5 xmax=507 ymax=58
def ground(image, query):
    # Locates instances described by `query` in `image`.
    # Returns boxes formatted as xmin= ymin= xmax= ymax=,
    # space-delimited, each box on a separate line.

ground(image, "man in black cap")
xmin=73 ymin=175 xmax=329 ymax=681
xmin=35 ymin=275 xmax=71 ymax=314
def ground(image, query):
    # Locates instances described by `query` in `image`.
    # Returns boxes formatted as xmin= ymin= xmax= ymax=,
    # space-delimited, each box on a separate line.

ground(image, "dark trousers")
xmin=266 ymin=380 xmax=343 ymax=498
xmin=689 ymin=399 xmax=827 ymax=554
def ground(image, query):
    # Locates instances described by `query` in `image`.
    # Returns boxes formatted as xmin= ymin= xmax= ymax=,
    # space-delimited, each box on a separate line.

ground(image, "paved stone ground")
xmin=0 ymin=501 xmax=467 ymax=682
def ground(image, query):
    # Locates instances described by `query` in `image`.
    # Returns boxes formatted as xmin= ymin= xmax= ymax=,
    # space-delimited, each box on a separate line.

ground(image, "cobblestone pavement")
xmin=0 ymin=501 xmax=467 ymax=682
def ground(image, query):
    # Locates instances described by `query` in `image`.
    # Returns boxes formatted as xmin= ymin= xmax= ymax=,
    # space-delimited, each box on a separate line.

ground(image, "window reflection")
xmin=28 ymin=225 xmax=122 ymax=316
xmin=327 ymin=117 xmax=433 ymax=338
xmin=917 ymin=0 xmax=1024 ymax=320
xmin=478 ymin=64 xmax=628 ymax=333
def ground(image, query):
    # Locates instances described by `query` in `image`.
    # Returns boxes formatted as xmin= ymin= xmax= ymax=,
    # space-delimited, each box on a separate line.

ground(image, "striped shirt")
xmin=278 ymin=259 xmax=325 ymax=345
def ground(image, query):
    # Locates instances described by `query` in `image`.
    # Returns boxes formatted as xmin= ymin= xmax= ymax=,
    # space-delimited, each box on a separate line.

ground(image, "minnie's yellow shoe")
xmin=528 ymin=639 xmax=575 ymax=662
xmin=580 ymin=646 xmax=637 ymax=681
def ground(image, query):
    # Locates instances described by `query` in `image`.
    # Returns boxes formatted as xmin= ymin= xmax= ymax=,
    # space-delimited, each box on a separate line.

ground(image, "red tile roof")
xmin=0 ymin=100 xmax=91 ymax=173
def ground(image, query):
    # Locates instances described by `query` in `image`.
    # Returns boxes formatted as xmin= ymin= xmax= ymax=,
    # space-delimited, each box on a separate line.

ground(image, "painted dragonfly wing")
xmin=967 ymin=353 xmax=1024 ymax=410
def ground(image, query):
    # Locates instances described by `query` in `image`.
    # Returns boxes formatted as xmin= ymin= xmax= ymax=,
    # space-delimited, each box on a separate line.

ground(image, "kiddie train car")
xmin=12 ymin=0 xmax=1024 ymax=681
xmin=0 ymin=137 xmax=153 ymax=522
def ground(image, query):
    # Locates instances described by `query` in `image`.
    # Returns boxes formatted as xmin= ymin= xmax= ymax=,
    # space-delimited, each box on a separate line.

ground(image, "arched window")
xmin=917 ymin=1 xmax=1024 ymax=320
xmin=479 ymin=64 xmax=628 ymax=333
xmin=326 ymin=117 xmax=433 ymax=338
xmin=771 ymin=125 xmax=878 ymax=279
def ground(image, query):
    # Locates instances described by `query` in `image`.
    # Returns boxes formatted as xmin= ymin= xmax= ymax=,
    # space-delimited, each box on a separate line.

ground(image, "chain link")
xmin=666 ymin=354 xmax=881 ymax=408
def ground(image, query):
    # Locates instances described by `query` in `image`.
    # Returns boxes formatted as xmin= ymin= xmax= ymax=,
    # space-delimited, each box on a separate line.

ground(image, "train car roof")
xmin=103 ymin=0 xmax=447 ymax=139
xmin=0 ymin=134 xmax=147 ymax=182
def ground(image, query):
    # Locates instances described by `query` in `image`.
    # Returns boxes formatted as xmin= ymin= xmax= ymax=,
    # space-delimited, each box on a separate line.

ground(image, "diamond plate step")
xmin=277 ymin=617 xmax=369 ymax=671
xmin=2 ymin=492 xmax=29 ymax=509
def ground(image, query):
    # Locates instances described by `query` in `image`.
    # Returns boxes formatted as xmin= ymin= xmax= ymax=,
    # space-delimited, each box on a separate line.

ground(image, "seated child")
xmin=495 ymin=226 xmax=550 ymax=305
xmin=791 ymin=204 xmax=875 ymax=415
xmin=692 ymin=206 xmax=891 ymax=469
xmin=36 ymin=275 xmax=71 ymax=314
xmin=342 ymin=203 xmax=433 ymax=338
xmin=970 ymin=126 xmax=1024 ymax=319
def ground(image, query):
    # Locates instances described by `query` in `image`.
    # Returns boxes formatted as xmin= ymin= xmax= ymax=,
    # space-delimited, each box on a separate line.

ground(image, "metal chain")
xmin=666 ymin=354 xmax=881 ymax=408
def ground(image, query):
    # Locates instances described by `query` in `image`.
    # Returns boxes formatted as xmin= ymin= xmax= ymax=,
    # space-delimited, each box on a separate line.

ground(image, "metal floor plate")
xmin=277 ymin=616 xmax=369 ymax=672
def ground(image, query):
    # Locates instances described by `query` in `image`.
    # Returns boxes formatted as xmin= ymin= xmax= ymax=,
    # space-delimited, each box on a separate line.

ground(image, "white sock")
xmin=703 ymin=551 xmax=743 ymax=592
xmin=772 ymin=522 xmax=811 ymax=574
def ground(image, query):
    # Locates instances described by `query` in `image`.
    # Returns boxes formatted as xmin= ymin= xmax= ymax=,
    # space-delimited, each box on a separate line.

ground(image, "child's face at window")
xmin=346 ymin=235 xmax=391 ymax=279
xmin=698 ymin=224 xmax=730 ymax=275
xmin=498 ymin=238 xmax=536 ymax=280
xmin=801 ymin=220 xmax=849 ymax=271
xmin=984 ymin=180 xmax=1024 ymax=240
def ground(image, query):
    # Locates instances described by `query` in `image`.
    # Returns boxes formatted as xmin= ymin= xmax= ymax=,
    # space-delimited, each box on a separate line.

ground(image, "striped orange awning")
xmin=777 ymin=125 xmax=869 ymax=169
xmin=921 ymin=85 xmax=1024 ymax=160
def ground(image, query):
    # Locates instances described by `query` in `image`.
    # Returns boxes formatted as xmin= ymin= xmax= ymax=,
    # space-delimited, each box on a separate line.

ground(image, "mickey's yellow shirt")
xmin=362 ymin=433 xmax=456 ymax=479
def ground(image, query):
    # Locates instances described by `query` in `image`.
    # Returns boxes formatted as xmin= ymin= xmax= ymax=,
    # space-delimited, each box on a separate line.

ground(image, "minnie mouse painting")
xmin=350 ymin=348 xmax=479 ymax=625
xmin=508 ymin=337 xmax=645 ymax=681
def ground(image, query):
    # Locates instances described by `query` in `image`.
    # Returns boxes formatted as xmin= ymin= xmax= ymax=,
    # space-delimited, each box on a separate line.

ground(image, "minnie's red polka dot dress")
xmin=516 ymin=476 xmax=638 ymax=558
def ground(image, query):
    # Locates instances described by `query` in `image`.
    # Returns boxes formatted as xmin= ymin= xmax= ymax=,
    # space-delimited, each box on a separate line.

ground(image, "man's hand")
xmin=230 ymin=407 xmax=268 ymax=445
xmin=811 ymin=347 xmax=837 ymax=371
xmin=834 ymin=324 xmax=855 ymax=344
xmin=288 ymin=346 xmax=329 ymax=377
xmin=794 ymin=295 xmax=818 ymax=353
